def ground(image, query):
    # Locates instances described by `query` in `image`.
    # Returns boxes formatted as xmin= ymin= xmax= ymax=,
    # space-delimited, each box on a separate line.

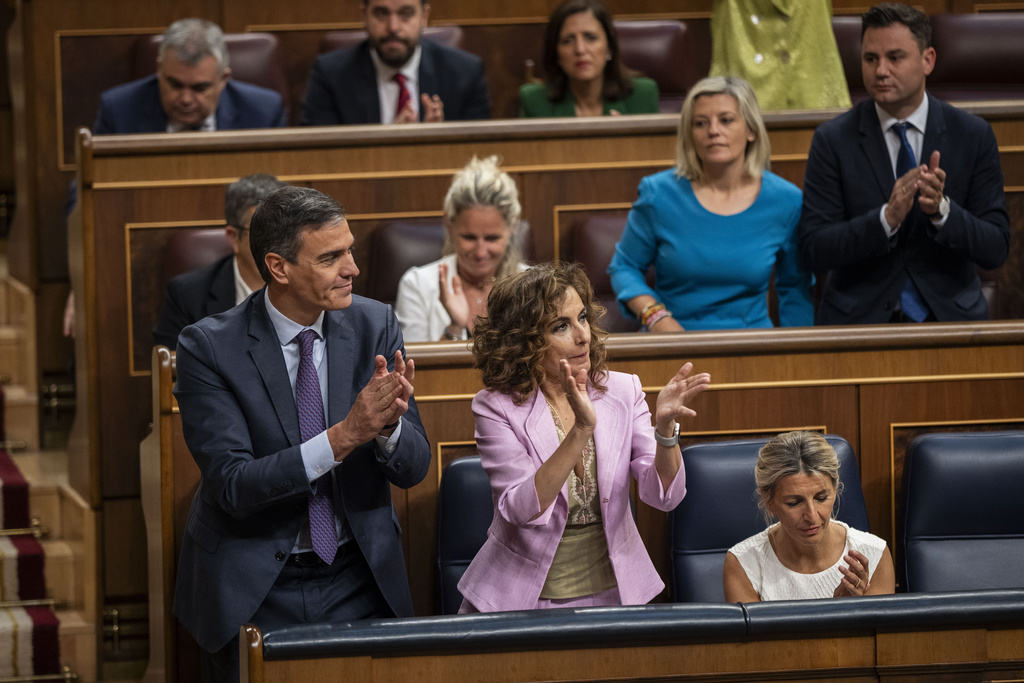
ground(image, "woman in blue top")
xmin=608 ymin=76 xmax=814 ymax=331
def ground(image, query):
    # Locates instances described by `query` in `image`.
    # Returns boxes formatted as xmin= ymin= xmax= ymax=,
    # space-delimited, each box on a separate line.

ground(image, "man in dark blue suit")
xmin=172 ymin=186 xmax=430 ymax=682
xmin=62 ymin=20 xmax=288 ymax=342
xmin=93 ymin=18 xmax=286 ymax=133
xmin=798 ymin=3 xmax=1009 ymax=324
xmin=300 ymin=0 xmax=490 ymax=125
xmin=153 ymin=174 xmax=286 ymax=349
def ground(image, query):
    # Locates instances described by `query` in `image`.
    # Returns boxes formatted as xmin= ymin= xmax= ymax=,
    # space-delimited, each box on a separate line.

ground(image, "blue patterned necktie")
xmin=892 ymin=122 xmax=930 ymax=322
xmin=296 ymin=329 xmax=337 ymax=564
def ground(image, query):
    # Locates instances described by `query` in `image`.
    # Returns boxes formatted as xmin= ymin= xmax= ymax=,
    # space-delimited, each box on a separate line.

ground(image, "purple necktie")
xmin=296 ymin=329 xmax=337 ymax=564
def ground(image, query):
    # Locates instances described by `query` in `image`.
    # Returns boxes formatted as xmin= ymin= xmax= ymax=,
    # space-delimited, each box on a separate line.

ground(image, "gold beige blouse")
xmin=540 ymin=402 xmax=617 ymax=599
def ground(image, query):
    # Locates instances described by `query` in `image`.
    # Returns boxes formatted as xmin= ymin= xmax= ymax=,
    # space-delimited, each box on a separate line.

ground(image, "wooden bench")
xmin=241 ymin=590 xmax=1024 ymax=682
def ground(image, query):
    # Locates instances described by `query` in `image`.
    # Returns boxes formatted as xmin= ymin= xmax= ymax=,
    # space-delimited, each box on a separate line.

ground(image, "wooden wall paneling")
xmin=1000 ymin=193 xmax=1024 ymax=319
xmin=7 ymin=0 xmax=37 ymax=286
xmin=72 ymin=117 xmax=1024 ymax=653
xmin=858 ymin=378 xmax=1024 ymax=572
xmin=15 ymin=0 xmax=222 ymax=284
xmin=230 ymin=0 xmax=716 ymax=26
xmin=58 ymin=32 xmax=148 ymax=169
xmin=522 ymin=164 xmax=671 ymax=261
xmin=250 ymin=29 xmax=335 ymax=127
xmin=458 ymin=24 xmax=546 ymax=120
xmin=246 ymin=627 xmax=1016 ymax=683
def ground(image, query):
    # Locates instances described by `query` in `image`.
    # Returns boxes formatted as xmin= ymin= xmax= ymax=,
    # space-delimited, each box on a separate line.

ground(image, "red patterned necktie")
xmin=295 ymin=329 xmax=337 ymax=564
xmin=394 ymin=73 xmax=411 ymax=119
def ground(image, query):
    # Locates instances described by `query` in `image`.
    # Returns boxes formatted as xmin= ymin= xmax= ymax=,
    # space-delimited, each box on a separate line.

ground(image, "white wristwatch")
xmin=929 ymin=195 xmax=950 ymax=221
xmin=654 ymin=422 xmax=680 ymax=447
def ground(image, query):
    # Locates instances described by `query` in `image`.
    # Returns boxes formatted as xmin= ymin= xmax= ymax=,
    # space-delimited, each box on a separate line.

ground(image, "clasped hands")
xmin=328 ymin=350 xmax=414 ymax=460
xmin=394 ymin=93 xmax=444 ymax=124
xmin=834 ymin=549 xmax=872 ymax=597
xmin=885 ymin=150 xmax=946 ymax=228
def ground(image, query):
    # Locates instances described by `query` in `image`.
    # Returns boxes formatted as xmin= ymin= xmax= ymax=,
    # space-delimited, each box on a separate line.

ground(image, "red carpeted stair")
xmin=0 ymin=384 xmax=62 ymax=678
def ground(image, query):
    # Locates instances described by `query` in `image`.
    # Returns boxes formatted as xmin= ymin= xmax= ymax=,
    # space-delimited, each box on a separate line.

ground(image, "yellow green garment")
xmin=710 ymin=0 xmax=851 ymax=110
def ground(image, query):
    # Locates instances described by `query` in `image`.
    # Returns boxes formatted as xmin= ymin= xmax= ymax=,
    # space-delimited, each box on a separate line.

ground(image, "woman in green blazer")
xmin=520 ymin=0 xmax=660 ymax=118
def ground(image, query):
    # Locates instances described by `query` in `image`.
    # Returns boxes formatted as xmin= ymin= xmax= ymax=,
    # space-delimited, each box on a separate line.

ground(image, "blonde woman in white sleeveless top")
xmin=724 ymin=431 xmax=895 ymax=602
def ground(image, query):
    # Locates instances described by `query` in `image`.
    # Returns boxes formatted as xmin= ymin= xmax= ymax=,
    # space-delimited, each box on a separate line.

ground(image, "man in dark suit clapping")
xmin=172 ymin=186 xmax=430 ymax=682
xmin=798 ymin=3 xmax=1009 ymax=324
xmin=301 ymin=0 xmax=491 ymax=125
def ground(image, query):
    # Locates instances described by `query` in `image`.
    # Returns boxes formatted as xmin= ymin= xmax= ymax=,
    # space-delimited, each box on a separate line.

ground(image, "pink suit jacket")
xmin=457 ymin=371 xmax=687 ymax=612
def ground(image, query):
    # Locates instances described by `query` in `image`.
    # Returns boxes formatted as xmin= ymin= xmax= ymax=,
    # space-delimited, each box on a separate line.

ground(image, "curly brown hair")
xmin=472 ymin=261 xmax=608 ymax=404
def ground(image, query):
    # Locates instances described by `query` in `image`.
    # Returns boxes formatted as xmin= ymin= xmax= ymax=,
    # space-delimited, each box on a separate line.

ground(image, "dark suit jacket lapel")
xmin=921 ymin=94 xmax=947 ymax=170
xmin=353 ymin=42 xmax=384 ymax=123
xmin=417 ymin=40 xmax=439 ymax=123
xmin=325 ymin=309 xmax=355 ymax=426
xmin=248 ymin=291 xmax=302 ymax=447
xmin=215 ymin=83 xmax=239 ymax=130
xmin=141 ymin=76 xmax=170 ymax=133
xmin=857 ymin=101 xmax=894 ymax=199
xmin=205 ymin=256 xmax=237 ymax=318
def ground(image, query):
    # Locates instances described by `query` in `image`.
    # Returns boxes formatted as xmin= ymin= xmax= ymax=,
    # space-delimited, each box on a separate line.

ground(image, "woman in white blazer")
xmin=395 ymin=156 xmax=528 ymax=342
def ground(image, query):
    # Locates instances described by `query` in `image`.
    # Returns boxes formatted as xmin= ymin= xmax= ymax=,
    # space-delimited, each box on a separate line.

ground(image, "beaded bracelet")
xmin=640 ymin=302 xmax=666 ymax=328
xmin=639 ymin=300 xmax=662 ymax=319
xmin=645 ymin=308 xmax=672 ymax=329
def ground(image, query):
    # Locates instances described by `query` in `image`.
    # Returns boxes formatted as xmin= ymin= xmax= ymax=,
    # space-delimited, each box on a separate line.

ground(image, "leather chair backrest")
xmin=669 ymin=434 xmax=869 ymax=603
xmin=928 ymin=13 xmax=1024 ymax=101
xmin=320 ymin=26 xmax=465 ymax=54
xmin=367 ymin=220 xmax=445 ymax=307
xmin=979 ymin=268 xmax=1000 ymax=319
xmin=614 ymin=20 xmax=700 ymax=114
xmin=901 ymin=431 xmax=1024 ymax=593
xmin=162 ymin=228 xmax=232 ymax=282
xmin=436 ymin=456 xmax=493 ymax=614
xmin=571 ymin=214 xmax=643 ymax=333
xmin=132 ymin=33 xmax=291 ymax=113
xmin=831 ymin=15 xmax=867 ymax=104
xmin=365 ymin=218 xmax=534 ymax=307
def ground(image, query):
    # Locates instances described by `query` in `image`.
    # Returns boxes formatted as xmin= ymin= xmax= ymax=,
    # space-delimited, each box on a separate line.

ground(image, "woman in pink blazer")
xmin=458 ymin=262 xmax=711 ymax=612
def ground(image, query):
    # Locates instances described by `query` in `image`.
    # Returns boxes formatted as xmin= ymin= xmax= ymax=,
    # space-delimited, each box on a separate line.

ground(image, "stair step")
xmin=3 ymin=386 xmax=40 ymax=452
xmin=0 ymin=260 xmax=32 ymax=330
xmin=0 ymin=325 xmax=24 ymax=387
xmin=40 ymin=539 xmax=78 ymax=606
xmin=58 ymin=609 xmax=97 ymax=682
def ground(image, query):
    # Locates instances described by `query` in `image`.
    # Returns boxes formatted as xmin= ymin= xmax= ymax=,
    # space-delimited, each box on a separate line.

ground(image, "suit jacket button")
xmin=395 ymin=462 xmax=403 ymax=471
xmin=275 ymin=551 xmax=286 ymax=561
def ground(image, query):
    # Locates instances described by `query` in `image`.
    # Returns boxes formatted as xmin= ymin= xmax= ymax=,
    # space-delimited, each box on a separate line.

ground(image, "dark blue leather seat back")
xmin=436 ymin=456 xmax=493 ymax=614
xmin=669 ymin=434 xmax=869 ymax=603
xmin=901 ymin=431 xmax=1024 ymax=593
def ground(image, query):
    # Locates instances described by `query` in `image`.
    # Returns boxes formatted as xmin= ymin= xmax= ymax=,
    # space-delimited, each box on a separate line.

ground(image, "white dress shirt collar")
xmin=264 ymin=291 xmax=326 ymax=347
xmin=370 ymin=43 xmax=423 ymax=124
xmin=166 ymin=112 xmax=216 ymax=133
xmin=876 ymin=95 xmax=929 ymax=176
xmin=230 ymin=256 xmax=254 ymax=306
